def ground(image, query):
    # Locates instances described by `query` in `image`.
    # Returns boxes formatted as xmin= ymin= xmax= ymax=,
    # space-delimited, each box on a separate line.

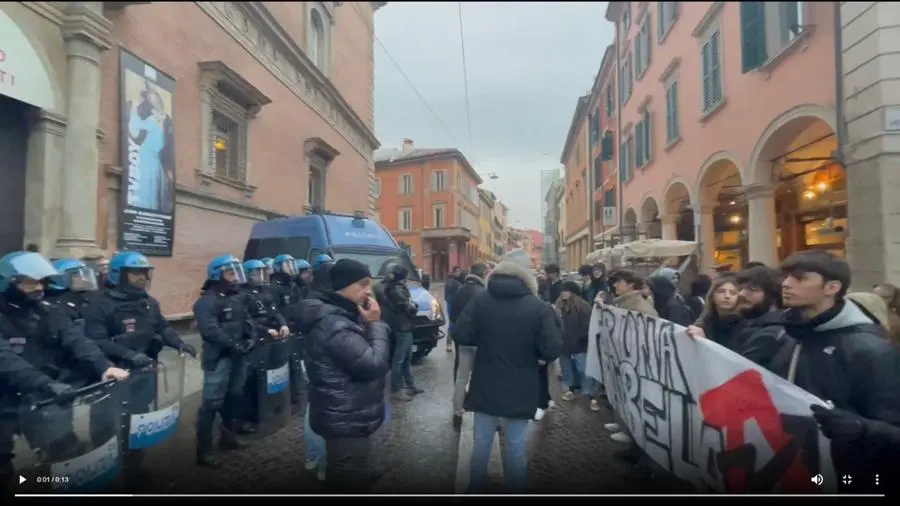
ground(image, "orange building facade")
xmin=588 ymin=45 xmax=620 ymax=246
xmin=560 ymin=96 xmax=591 ymax=269
xmin=374 ymin=139 xmax=482 ymax=280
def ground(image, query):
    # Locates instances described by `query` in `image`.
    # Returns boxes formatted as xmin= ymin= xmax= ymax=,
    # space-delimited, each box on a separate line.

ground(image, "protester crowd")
xmin=3 ymin=240 xmax=899 ymax=495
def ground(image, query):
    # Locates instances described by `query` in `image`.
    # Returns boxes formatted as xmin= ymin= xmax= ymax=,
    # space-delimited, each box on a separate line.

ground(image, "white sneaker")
xmin=534 ymin=408 xmax=546 ymax=421
xmin=317 ymin=469 xmax=326 ymax=481
xmin=604 ymin=422 xmax=621 ymax=432
xmin=305 ymin=459 xmax=319 ymax=471
xmin=610 ymin=431 xmax=633 ymax=444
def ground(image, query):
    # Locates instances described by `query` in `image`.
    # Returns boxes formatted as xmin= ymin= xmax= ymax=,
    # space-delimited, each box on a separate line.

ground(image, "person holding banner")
xmin=770 ymin=251 xmax=900 ymax=492
xmin=453 ymin=261 xmax=562 ymax=493
xmin=598 ymin=269 xmax=657 ymax=448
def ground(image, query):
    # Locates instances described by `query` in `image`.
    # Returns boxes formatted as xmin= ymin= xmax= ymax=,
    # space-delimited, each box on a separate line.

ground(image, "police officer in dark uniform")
xmin=294 ymin=259 xmax=313 ymax=301
xmin=83 ymin=251 xmax=197 ymax=368
xmin=81 ymin=251 xmax=197 ymax=477
xmin=0 ymin=252 xmax=130 ymax=491
xmin=44 ymin=259 xmax=100 ymax=323
xmin=237 ymin=259 xmax=289 ymax=434
xmin=270 ymin=254 xmax=301 ymax=314
xmin=194 ymin=255 xmax=258 ymax=468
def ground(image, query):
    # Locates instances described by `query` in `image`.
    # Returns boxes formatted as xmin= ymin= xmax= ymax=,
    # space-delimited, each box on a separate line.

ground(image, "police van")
xmin=243 ymin=210 xmax=445 ymax=361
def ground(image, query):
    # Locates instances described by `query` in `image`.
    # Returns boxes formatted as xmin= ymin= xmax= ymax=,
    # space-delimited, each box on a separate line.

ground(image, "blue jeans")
xmin=304 ymin=404 xmax=326 ymax=471
xmin=468 ymin=412 xmax=530 ymax=493
xmin=391 ymin=332 xmax=416 ymax=391
xmin=301 ymin=362 xmax=326 ymax=470
xmin=560 ymin=352 xmax=587 ymax=391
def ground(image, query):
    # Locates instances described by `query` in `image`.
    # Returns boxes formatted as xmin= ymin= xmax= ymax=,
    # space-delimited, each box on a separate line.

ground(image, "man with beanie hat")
xmin=297 ymin=259 xmax=391 ymax=493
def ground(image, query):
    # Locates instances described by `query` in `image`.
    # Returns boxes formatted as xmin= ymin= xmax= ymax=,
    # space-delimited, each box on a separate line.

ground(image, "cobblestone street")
xmin=116 ymin=336 xmax=686 ymax=494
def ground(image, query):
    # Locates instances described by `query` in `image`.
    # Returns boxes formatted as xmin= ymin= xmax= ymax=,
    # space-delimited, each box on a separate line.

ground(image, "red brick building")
xmin=0 ymin=2 xmax=382 ymax=315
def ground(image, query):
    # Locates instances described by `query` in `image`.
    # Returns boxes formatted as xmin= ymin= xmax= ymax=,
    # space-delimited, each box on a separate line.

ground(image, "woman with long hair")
xmin=694 ymin=274 xmax=742 ymax=341
xmin=556 ymin=281 xmax=592 ymax=402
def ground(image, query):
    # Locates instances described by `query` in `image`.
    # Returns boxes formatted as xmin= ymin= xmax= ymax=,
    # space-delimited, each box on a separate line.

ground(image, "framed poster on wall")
xmin=118 ymin=50 xmax=176 ymax=256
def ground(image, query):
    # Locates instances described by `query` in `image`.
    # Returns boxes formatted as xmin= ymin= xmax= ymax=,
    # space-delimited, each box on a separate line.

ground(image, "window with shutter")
xmin=642 ymin=110 xmax=652 ymax=163
xmin=635 ymin=30 xmax=643 ymax=77
xmin=635 ymin=121 xmax=644 ymax=168
xmin=605 ymin=84 xmax=615 ymax=118
xmin=601 ymin=132 xmax=614 ymax=162
xmin=701 ymin=28 xmax=723 ymax=113
xmin=658 ymin=2 xmax=679 ymax=41
xmin=740 ymin=2 xmax=767 ymax=73
xmin=666 ymin=80 xmax=680 ymax=142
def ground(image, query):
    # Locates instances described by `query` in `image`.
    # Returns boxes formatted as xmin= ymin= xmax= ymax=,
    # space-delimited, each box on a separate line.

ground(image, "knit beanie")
xmin=330 ymin=259 xmax=372 ymax=291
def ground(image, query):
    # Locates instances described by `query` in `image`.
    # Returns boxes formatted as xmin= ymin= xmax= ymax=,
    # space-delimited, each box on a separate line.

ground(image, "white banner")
xmin=586 ymin=305 xmax=836 ymax=493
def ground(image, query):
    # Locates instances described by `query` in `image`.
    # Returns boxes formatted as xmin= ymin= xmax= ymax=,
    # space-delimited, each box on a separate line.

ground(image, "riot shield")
xmin=12 ymin=380 xmax=123 ymax=494
xmin=289 ymin=334 xmax=306 ymax=413
xmin=253 ymin=338 xmax=292 ymax=437
xmin=117 ymin=354 xmax=185 ymax=482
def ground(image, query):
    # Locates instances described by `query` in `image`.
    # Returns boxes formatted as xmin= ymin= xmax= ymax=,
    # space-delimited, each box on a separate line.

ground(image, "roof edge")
xmin=560 ymin=95 xmax=589 ymax=165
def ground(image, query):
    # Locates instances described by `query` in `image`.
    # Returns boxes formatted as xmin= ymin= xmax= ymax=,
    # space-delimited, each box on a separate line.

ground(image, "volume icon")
xmin=810 ymin=474 xmax=824 ymax=486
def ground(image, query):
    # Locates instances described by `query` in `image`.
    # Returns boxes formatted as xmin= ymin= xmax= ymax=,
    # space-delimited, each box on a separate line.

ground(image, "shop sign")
xmin=0 ymin=10 xmax=57 ymax=110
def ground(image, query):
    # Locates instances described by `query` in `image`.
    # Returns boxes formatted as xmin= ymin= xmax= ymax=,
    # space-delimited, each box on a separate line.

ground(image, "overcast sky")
xmin=373 ymin=1 xmax=613 ymax=230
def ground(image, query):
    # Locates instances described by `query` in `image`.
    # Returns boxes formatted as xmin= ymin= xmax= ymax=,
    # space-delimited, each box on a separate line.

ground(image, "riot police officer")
xmin=309 ymin=254 xmax=334 ymax=295
xmin=270 ymin=254 xmax=301 ymax=311
xmin=294 ymin=259 xmax=313 ymax=300
xmin=83 ymin=251 xmax=197 ymax=367
xmin=0 ymin=252 xmax=129 ymax=490
xmin=237 ymin=260 xmax=289 ymax=434
xmin=260 ymin=257 xmax=274 ymax=275
xmin=44 ymin=259 xmax=100 ymax=322
xmin=194 ymin=255 xmax=257 ymax=468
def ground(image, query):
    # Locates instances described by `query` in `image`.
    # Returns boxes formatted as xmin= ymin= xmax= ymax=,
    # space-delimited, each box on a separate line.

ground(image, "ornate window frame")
xmin=197 ymin=61 xmax=271 ymax=196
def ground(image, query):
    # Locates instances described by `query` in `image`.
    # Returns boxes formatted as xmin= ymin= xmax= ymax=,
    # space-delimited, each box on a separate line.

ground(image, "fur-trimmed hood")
xmin=486 ymin=261 xmax=538 ymax=298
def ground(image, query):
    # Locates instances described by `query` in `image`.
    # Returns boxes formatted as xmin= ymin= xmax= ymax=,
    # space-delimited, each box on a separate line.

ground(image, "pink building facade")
xmin=607 ymin=1 xmax=843 ymax=271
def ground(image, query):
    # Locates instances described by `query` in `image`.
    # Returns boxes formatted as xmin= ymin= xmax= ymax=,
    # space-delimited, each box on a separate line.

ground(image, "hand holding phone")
xmin=359 ymin=296 xmax=381 ymax=322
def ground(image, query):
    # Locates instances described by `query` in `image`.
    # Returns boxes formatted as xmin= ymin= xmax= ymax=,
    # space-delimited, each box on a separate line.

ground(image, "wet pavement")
xmin=116 ymin=341 xmax=686 ymax=494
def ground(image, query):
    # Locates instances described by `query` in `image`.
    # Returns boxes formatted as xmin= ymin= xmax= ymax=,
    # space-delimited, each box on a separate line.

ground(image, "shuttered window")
xmin=701 ymin=28 xmax=723 ymax=113
xmin=665 ymin=80 xmax=680 ymax=142
xmin=740 ymin=2 xmax=767 ymax=73
xmin=658 ymin=2 xmax=679 ymax=41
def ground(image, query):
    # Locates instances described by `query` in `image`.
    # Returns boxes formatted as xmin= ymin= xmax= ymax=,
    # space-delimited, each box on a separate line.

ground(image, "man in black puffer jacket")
xmin=298 ymin=259 xmax=391 ymax=493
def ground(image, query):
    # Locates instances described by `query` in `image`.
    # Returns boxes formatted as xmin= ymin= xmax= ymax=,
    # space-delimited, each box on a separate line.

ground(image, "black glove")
xmin=43 ymin=381 xmax=78 ymax=405
xmin=233 ymin=339 xmax=256 ymax=355
xmin=127 ymin=353 xmax=154 ymax=368
xmin=179 ymin=342 xmax=198 ymax=358
xmin=810 ymin=404 xmax=866 ymax=443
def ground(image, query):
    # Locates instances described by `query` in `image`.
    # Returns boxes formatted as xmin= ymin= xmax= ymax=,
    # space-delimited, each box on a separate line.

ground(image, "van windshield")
xmin=332 ymin=250 xmax=421 ymax=282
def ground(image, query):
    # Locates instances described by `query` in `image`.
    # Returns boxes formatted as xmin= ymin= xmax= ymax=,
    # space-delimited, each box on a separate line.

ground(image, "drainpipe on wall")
xmin=614 ymin=19 xmax=624 ymax=245
xmin=586 ymin=109 xmax=596 ymax=257
xmin=832 ymin=2 xmax=847 ymax=163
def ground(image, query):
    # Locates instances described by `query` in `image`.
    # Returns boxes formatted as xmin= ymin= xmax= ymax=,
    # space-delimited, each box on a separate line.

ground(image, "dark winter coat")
xmin=379 ymin=279 xmax=417 ymax=334
xmin=453 ymin=262 xmax=563 ymax=419
xmin=558 ymin=297 xmax=591 ymax=355
xmin=705 ymin=310 xmax=787 ymax=370
xmin=646 ymin=275 xmax=694 ymax=326
xmin=299 ymin=291 xmax=391 ymax=438
xmin=764 ymin=301 xmax=900 ymax=489
xmin=444 ymin=275 xmax=463 ymax=312
xmin=448 ymin=274 xmax=486 ymax=325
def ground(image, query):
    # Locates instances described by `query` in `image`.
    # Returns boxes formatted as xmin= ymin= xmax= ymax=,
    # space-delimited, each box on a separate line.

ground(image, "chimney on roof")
xmin=401 ymin=138 xmax=414 ymax=154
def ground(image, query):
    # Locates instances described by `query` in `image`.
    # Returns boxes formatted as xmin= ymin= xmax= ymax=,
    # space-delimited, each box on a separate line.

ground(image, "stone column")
xmin=661 ymin=215 xmax=678 ymax=241
xmin=53 ymin=2 xmax=111 ymax=260
xmin=694 ymin=205 xmax=717 ymax=273
xmin=422 ymin=240 xmax=433 ymax=278
xmin=744 ymin=183 xmax=778 ymax=267
xmin=842 ymin=2 xmax=900 ymax=288
xmin=448 ymin=241 xmax=459 ymax=271
xmin=24 ymin=111 xmax=67 ymax=253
